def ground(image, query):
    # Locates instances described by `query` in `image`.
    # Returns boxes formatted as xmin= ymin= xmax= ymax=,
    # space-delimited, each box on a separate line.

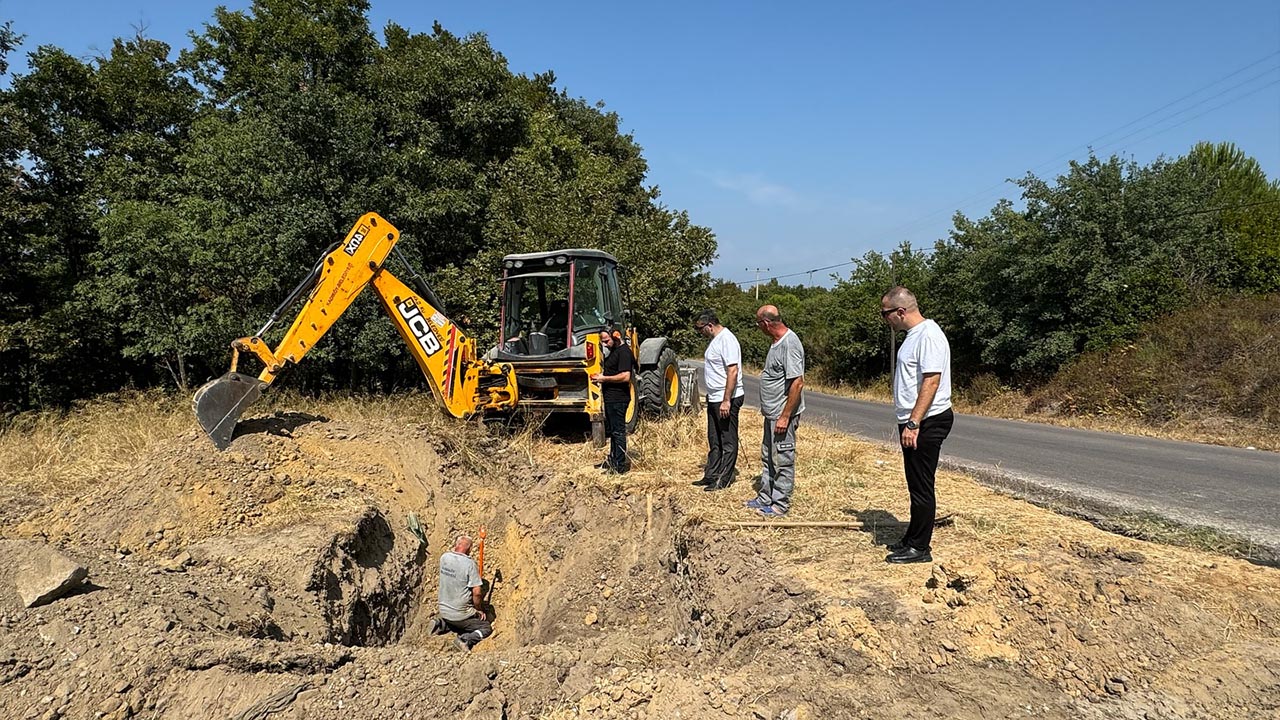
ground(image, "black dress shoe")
xmin=885 ymin=546 xmax=932 ymax=564
xmin=691 ymin=478 xmax=714 ymax=487
xmin=886 ymin=539 xmax=907 ymax=552
xmin=702 ymin=481 xmax=729 ymax=492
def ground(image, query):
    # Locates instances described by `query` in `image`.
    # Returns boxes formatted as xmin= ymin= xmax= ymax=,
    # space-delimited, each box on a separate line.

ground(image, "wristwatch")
xmin=905 ymin=419 xmax=919 ymax=430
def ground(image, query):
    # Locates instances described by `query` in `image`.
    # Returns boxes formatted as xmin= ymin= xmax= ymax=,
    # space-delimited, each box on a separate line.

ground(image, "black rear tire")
xmin=640 ymin=347 xmax=681 ymax=416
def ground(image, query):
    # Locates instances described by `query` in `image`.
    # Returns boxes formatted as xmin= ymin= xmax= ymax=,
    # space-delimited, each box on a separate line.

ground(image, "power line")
xmin=1087 ymin=66 xmax=1280 ymax=159
xmin=858 ymin=60 xmax=1280 ymax=247
xmin=1153 ymin=197 xmax=1280 ymax=221
xmin=1100 ymin=76 xmax=1280 ymax=156
xmin=725 ymin=50 xmax=1280 ymax=286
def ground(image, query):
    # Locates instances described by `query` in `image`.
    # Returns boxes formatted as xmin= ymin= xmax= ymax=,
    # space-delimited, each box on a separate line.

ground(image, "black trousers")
xmin=898 ymin=409 xmax=954 ymax=551
xmin=604 ymin=400 xmax=630 ymax=471
xmin=704 ymin=395 xmax=744 ymax=486
xmin=444 ymin=614 xmax=493 ymax=649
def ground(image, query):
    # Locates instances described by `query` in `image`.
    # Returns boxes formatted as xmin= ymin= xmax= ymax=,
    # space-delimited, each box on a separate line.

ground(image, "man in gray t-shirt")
xmin=434 ymin=535 xmax=492 ymax=651
xmin=745 ymin=305 xmax=805 ymax=517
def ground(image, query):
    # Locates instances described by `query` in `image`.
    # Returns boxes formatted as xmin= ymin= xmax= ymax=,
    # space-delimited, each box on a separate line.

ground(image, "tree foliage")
xmin=5 ymin=0 xmax=1276 ymax=412
xmin=0 ymin=2 xmax=716 ymax=411
xmin=705 ymin=146 xmax=1278 ymax=388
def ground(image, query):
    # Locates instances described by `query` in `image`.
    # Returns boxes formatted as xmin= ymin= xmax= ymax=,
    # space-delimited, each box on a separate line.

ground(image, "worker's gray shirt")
xmin=437 ymin=551 xmax=480 ymax=621
xmin=759 ymin=329 xmax=805 ymax=419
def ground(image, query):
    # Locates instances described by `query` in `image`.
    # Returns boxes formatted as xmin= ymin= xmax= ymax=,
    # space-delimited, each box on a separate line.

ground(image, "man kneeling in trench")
xmin=432 ymin=534 xmax=491 ymax=652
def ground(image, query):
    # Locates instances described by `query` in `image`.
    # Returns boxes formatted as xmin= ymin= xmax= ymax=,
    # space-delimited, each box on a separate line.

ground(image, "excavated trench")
xmin=305 ymin=508 xmax=428 ymax=646
xmin=301 ymin=483 xmax=812 ymax=659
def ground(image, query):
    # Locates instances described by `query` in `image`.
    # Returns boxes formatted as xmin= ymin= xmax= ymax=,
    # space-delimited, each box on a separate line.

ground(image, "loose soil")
xmin=1 ymin=402 xmax=1278 ymax=719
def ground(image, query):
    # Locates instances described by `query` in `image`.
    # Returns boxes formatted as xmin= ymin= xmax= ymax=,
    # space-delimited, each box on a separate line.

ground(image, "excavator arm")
xmin=193 ymin=212 xmax=518 ymax=449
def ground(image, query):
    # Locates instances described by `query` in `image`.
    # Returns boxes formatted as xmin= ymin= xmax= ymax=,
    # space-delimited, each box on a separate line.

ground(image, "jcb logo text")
xmin=398 ymin=300 xmax=442 ymax=357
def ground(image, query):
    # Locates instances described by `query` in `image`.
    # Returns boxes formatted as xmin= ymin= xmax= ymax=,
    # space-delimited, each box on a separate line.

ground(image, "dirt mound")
xmin=1 ymin=403 xmax=1278 ymax=719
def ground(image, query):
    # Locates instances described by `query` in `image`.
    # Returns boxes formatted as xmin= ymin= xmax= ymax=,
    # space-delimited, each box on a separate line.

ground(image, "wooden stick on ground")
xmin=712 ymin=513 xmax=954 ymax=530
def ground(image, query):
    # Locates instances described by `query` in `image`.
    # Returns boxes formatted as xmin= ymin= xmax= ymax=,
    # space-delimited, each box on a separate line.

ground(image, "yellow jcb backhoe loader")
xmin=194 ymin=213 xmax=689 ymax=450
xmin=193 ymin=213 xmax=519 ymax=449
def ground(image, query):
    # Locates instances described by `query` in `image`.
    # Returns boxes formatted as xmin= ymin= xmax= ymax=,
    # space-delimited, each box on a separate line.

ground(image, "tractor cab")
xmin=487 ymin=247 xmax=686 ymax=445
xmin=493 ymin=249 xmax=627 ymax=360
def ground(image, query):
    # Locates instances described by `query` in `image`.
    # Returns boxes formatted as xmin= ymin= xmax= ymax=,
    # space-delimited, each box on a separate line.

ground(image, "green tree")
xmin=826 ymin=243 xmax=933 ymax=381
xmin=0 ymin=19 xmax=33 ymax=409
xmin=930 ymin=148 xmax=1276 ymax=381
xmin=81 ymin=36 xmax=200 ymax=388
xmin=1180 ymin=141 xmax=1280 ymax=292
xmin=3 ymin=0 xmax=717 ymax=410
xmin=2 ymin=43 xmax=130 ymax=409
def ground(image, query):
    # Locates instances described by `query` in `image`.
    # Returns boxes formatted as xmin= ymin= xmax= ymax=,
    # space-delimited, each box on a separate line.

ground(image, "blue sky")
xmin=4 ymin=1 xmax=1279 ymax=285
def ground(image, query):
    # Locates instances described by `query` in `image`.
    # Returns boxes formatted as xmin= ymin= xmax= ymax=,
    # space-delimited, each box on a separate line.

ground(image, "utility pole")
xmin=745 ymin=267 xmax=769 ymax=300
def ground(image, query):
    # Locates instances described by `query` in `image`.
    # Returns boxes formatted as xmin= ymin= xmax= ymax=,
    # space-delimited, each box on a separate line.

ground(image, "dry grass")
xmin=0 ymin=389 xmax=460 ymax=499
xmin=529 ymin=408 xmax=1276 ymax=564
xmin=0 ymin=390 xmax=192 ymax=494
xmin=3 ymin=390 xmax=1269 ymax=563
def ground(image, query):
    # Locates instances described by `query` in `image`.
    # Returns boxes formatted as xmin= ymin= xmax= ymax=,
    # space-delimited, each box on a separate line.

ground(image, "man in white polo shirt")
xmin=881 ymin=286 xmax=953 ymax=564
xmin=693 ymin=309 xmax=745 ymax=492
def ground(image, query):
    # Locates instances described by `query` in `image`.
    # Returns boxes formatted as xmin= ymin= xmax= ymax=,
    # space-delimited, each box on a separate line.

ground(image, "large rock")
xmin=15 ymin=546 xmax=88 ymax=608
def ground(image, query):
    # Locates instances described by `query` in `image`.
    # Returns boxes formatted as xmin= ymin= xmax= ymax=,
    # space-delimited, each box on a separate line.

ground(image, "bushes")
xmin=1032 ymin=294 xmax=1280 ymax=426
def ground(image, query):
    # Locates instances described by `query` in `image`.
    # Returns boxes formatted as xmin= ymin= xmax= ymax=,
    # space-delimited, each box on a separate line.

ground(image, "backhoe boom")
xmin=193 ymin=213 xmax=518 ymax=449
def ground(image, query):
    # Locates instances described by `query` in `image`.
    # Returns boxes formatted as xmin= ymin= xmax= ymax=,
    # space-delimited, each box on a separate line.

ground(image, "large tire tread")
xmin=640 ymin=347 xmax=680 ymax=416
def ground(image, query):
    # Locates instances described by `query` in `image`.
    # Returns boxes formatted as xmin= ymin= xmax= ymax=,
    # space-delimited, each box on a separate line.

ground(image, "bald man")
xmin=436 ymin=535 xmax=492 ymax=651
xmin=881 ymin=286 xmax=953 ymax=564
xmin=745 ymin=305 xmax=805 ymax=517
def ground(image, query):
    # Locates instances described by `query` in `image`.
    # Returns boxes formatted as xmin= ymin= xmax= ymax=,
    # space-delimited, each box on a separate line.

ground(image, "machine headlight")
xmin=513 ymin=260 xmax=524 ymax=268
xmin=556 ymin=255 xmax=567 ymax=264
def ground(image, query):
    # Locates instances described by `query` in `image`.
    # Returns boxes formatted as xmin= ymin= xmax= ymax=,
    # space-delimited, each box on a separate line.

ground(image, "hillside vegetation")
xmin=1030 ymin=293 xmax=1280 ymax=431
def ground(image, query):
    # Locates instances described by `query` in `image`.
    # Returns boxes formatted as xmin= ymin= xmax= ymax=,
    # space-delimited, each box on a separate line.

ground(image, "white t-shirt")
xmin=703 ymin=327 xmax=745 ymax=403
xmin=893 ymin=319 xmax=952 ymax=422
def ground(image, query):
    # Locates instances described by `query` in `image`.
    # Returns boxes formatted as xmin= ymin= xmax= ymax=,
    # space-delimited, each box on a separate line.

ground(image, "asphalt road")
xmin=688 ymin=362 xmax=1280 ymax=549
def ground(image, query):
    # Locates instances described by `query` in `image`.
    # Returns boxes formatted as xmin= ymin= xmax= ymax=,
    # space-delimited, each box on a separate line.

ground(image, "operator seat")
xmin=541 ymin=299 xmax=569 ymax=341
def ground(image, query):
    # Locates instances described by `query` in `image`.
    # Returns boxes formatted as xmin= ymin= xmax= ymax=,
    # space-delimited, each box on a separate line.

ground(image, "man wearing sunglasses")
xmin=880 ymin=287 xmax=953 ymax=564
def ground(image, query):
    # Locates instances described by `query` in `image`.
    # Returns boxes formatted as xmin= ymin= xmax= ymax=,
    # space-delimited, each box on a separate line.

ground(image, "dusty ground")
xmin=1 ymin=394 xmax=1278 ymax=719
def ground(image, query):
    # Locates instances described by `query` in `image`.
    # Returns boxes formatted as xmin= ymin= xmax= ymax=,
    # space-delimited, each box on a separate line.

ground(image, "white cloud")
xmin=708 ymin=171 xmax=809 ymax=210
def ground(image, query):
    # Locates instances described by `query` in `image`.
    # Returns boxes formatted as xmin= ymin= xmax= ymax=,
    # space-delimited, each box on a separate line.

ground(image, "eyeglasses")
xmin=880 ymin=307 xmax=904 ymax=318
xmin=694 ymin=323 xmax=708 ymax=331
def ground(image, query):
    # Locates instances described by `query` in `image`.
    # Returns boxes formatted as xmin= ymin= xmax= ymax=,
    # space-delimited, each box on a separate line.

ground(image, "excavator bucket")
xmin=193 ymin=372 xmax=266 ymax=450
